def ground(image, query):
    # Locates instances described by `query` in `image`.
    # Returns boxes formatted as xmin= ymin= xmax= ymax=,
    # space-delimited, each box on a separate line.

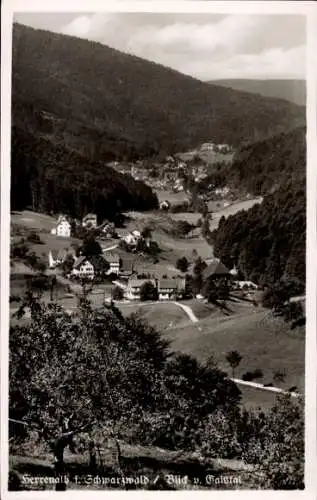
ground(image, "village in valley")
xmin=7 ymin=13 xmax=308 ymax=492
xmin=10 ymin=139 xmax=293 ymax=409
xmin=11 ymin=141 xmax=261 ymax=315
xmin=10 ymin=94 xmax=306 ymax=420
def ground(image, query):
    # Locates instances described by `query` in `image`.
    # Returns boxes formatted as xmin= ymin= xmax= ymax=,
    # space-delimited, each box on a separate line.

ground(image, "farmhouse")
xmin=158 ymin=279 xmax=178 ymax=300
xmin=203 ymin=258 xmax=231 ymax=282
xmin=71 ymin=255 xmax=108 ymax=280
xmin=125 ymin=279 xmax=156 ymax=300
xmin=104 ymin=252 xmax=121 ymax=275
xmin=82 ymin=213 xmax=97 ymax=228
xmin=50 ymin=215 xmax=71 ymax=238
xmin=72 ymin=257 xmax=94 ymax=279
xmin=201 ymin=142 xmax=215 ymax=151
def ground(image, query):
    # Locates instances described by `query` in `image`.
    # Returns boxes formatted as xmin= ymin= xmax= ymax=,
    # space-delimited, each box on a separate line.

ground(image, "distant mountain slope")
xmin=12 ymin=23 xmax=305 ymax=163
xmin=211 ymin=79 xmax=306 ymax=106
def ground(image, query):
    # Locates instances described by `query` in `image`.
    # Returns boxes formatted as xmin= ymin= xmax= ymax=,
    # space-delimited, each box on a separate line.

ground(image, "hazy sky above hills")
xmin=14 ymin=12 xmax=306 ymax=80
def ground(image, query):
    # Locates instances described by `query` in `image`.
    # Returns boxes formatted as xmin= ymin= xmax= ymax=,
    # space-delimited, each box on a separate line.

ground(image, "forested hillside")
xmin=211 ymin=126 xmax=306 ymax=291
xmin=11 ymin=126 xmax=158 ymax=220
xmin=212 ymin=178 xmax=305 ymax=291
xmin=229 ymin=126 xmax=306 ymax=195
xmin=12 ymin=23 xmax=305 ymax=162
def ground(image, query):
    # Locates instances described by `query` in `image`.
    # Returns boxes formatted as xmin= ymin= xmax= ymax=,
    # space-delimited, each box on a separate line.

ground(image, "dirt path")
xmin=231 ymin=378 xmax=302 ymax=398
xmin=102 ymin=244 xmax=119 ymax=253
xmin=173 ymin=302 xmax=199 ymax=323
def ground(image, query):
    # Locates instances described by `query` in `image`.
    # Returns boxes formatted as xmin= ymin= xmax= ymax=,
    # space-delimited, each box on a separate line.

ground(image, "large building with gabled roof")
xmin=203 ymin=258 xmax=231 ymax=281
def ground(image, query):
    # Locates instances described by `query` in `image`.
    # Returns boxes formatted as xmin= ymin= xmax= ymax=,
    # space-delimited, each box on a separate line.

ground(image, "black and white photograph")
xmin=1 ymin=0 xmax=316 ymax=496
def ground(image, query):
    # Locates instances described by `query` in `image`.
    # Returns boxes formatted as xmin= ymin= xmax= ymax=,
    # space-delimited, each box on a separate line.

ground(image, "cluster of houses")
xmin=48 ymin=249 xmax=124 ymax=280
xmin=124 ymin=277 xmax=186 ymax=301
xmin=200 ymin=142 xmax=232 ymax=153
xmin=50 ymin=213 xmax=117 ymax=240
xmin=47 ymin=244 xmax=187 ymax=301
xmin=121 ymin=259 xmax=257 ymax=303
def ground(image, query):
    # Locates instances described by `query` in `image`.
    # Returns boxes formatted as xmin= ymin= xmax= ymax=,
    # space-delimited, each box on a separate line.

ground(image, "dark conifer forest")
xmin=212 ymin=127 xmax=306 ymax=291
xmin=10 ymin=126 xmax=158 ymax=220
xmin=227 ymin=126 xmax=306 ymax=195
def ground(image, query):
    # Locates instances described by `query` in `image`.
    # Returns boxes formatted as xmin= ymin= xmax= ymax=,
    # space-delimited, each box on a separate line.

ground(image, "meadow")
xmin=118 ymin=302 xmax=191 ymax=331
xmin=165 ymin=304 xmax=304 ymax=407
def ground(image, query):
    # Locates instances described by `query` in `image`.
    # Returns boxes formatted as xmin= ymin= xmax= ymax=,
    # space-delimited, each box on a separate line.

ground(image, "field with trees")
xmin=166 ymin=305 xmax=305 ymax=406
xmin=9 ymin=295 xmax=304 ymax=490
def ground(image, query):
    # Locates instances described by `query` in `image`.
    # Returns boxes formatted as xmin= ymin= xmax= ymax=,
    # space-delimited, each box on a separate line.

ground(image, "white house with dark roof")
xmin=71 ymin=256 xmax=94 ymax=279
xmin=158 ymin=278 xmax=186 ymax=300
xmin=158 ymin=279 xmax=178 ymax=300
xmin=50 ymin=215 xmax=71 ymax=238
xmin=71 ymin=254 xmax=109 ymax=280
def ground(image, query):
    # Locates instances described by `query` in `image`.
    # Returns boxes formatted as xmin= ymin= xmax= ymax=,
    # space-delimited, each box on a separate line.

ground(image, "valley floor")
xmin=9 ymin=204 xmax=304 ymax=411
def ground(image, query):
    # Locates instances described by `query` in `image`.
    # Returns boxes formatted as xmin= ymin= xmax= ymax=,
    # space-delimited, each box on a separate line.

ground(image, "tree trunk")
xmin=54 ymin=439 xmax=67 ymax=491
xmin=89 ymin=440 xmax=97 ymax=471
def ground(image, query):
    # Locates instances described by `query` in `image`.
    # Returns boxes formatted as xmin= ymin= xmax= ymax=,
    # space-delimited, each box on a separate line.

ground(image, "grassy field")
xmin=11 ymin=210 xmax=82 ymax=261
xmin=11 ymin=210 xmax=57 ymax=231
xmin=164 ymin=304 xmax=305 ymax=407
xmin=125 ymin=197 xmax=262 ymax=266
xmin=124 ymin=211 xmax=213 ymax=263
xmin=9 ymin=443 xmax=257 ymax=491
xmin=10 ymin=208 xmax=303 ymax=414
xmin=118 ymin=302 xmax=191 ymax=330
xmin=167 ymin=212 xmax=202 ymax=225
xmin=208 ymin=198 xmax=262 ymax=230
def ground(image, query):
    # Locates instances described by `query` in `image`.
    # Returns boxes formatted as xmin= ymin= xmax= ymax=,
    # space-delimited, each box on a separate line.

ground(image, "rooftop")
xmin=128 ymin=279 xmax=156 ymax=288
xmin=158 ymin=279 xmax=179 ymax=290
xmin=203 ymin=258 xmax=230 ymax=280
xmin=104 ymin=252 xmax=120 ymax=264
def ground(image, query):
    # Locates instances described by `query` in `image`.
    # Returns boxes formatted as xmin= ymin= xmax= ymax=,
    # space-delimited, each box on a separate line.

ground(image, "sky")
xmin=14 ymin=12 xmax=306 ymax=80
